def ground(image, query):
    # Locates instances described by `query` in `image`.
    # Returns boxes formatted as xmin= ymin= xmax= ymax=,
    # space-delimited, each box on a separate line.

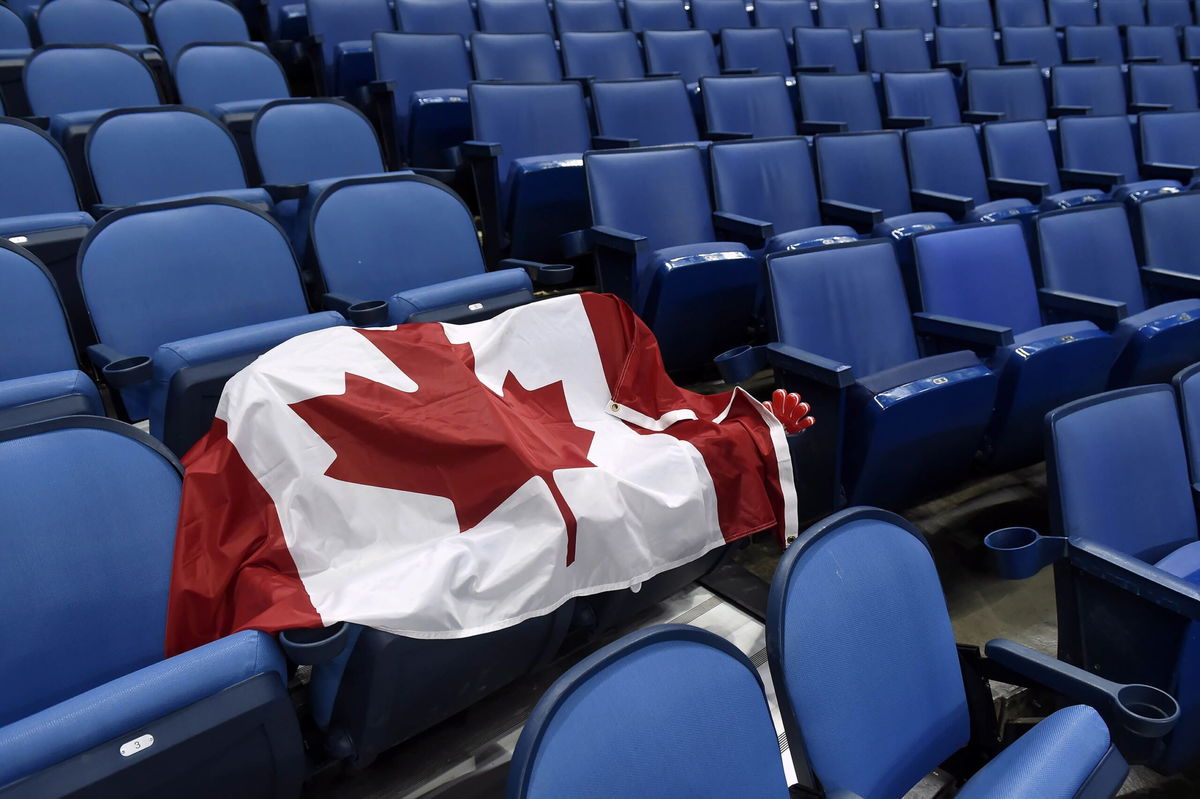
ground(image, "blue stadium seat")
xmin=754 ymin=0 xmax=813 ymax=44
xmin=3 ymin=0 xmax=38 ymax=25
xmin=1000 ymin=25 xmax=1063 ymax=70
xmin=643 ymin=29 xmax=721 ymax=86
xmin=1036 ymin=202 xmax=1200 ymax=386
xmin=508 ymin=626 xmax=790 ymax=799
xmin=1148 ymin=0 xmax=1194 ymax=25
xmin=983 ymin=119 xmax=1111 ymax=208
xmin=1050 ymin=0 xmax=1099 ymax=26
xmin=1129 ymin=62 xmax=1198 ymax=109
xmin=371 ymin=32 xmax=471 ymax=168
xmin=0 ymin=241 xmax=102 ymax=427
xmin=1064 ymin=24 xmax=1125 ymax=66
xmin=879 ymin=0 xmax=937 ymax=32
xmin=173 ymin=42 xmax=291 ymax=121
xmin=470 ymin=31 xmax=561 ymax=81
xmin=770 ymin=507 xmax=1138 ymax=798
xmin=1186 ymin=24 xmax=1200 ymax=58
xmin=1180 ymin=362 xmax=1200 ymax=486
xmin=591 ymin=77 xmax=700 ymax=146
xmin=935 ymin=26 xmax=1000 ymax=72
xmin=881 ymin=69 xmax=962 ymax=127
xmin=720 ymin=27 xmax=793 ymax=76
xmin=793 ymin=26 xmax=860 ymax=73
xmin=35 ymin=0 xmax=158 ymax=61
xmin=625 ymin=0 xmax=689 ymax=31
xmin=394 ymin=0 xmax=477 ymax=36
xmin=1137 ymin=190 xmax=1200 ymax=282
xmin=477 ymin=0 xmax=554 ymax=33
xmin=912 ymin=221 xmax=1117 ymax=466
xmin=691 ymin=0 xmax=751 ymax=33
xmin=1058 ymin=114 xmax=1186 ymax=203
xmin=1099 ymin=0 xmax=1146 ymax=25
xmin=701 ymin=74 xmax=797 ymax=138
xmin=561 ymin=30 xmax=646 ymax=80
xmin=938 ymin=0 xmax=994 ymax=27
xmin=1140 ymin=108 xmax=1200 ymax=167
xmin=863 ymin=26 xmax=931 ymax=72
xmin=79 ymin=197 xmax=345 ymax=450
xmin=817 ymin=0 xmax=878 ymax=37
xmin=586 ymin=145 xmax=761 ymax=369
xmin=906 ymin=125 xmax=1039 ymax=224
xmin=796 ymin=72 xmax=881 ymax=131
xmin=263 ymin=0 xmax=308 ymax=41
xmin=965 ymin=65 xmax=1047 ymax=120
xmin=1127 ymin=25 xmax=1185 ymax=63
xmin=0 ymin=417 xmax=305 ymax=796
xmin=152 ymin=0 xmax=253 ymax=66
xmin=1051 ymin=63 xmax=1128 ymax=115
xmin=305 ymin=0 xmax=394 ymax=95
xmin=0 ymin=2 xmax=31 ymax=61
xmin=996 ymin=0 xmax=1048 ymax=26
xmin=553 ymin=0 xmax=623 ymax=32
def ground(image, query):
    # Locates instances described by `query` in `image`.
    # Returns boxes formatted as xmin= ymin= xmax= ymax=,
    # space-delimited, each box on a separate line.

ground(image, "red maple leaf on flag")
xmin=288 ymin=325 xmax=596 ymax=565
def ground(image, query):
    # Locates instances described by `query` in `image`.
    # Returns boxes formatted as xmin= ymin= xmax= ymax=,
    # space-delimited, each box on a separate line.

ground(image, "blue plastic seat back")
xmin=0 ymin=242 xmax=78 ymax=380
xmin=305 ymin=0 xmax=395 ymax=87
xmin=797 ymin=72 xmax=881 ymax=131
xmin=770 ymin=240 xmax=921 ymax=373
xmin=1141 ymin=110 xmax=1200 ymax=165
xmin=767 ymin=509 xmax=971 ymax=798
xmin=88 ymin=107 xmax=251 ymax=207
xmin=253 ymin=99 xmax=384 ymax=185
xmin=25 ymin=44 xmax=160 ymax=117
xmin=1099 ymin=0 xmax=1146 ymax=25
xmin=1052 ymin=64 xmax=1127 ymax=116
xmin=561 ymin=31 xmax=645 ymax=79
xmin=554 ymin=0 xmax=622 ymax=32
xmin=817 ymin=131 xmax=912 ymax=216
xmin=395 ymin=0 xmax=478 ymax=36
xmin=1001 ymin=25 xmax=1063 ymax=69
xmin=755 ymin=0 xmax=814 ymax=39
xmin=983 ymin=119 xmax=1062 ymax=190
xmin=1036 ymin=204 xmax=1147 ymax=313
xmin=879 ymin=0 xmax=937 ymax=32
xmin=1050 ymin=0 xmax=1098 ymax=25
xmin=883 ymin=70 xmax=960 ymax=128
xmin=625 ymin=0 xmax=689 ymax=31
xmin=37 ymin=0 xmax=149 ymax=45
xmin=864 ymin=26 xmax=931 ymax=72
xmin=0 ymin=3 xmax=31 ymax=48
xmin=905 ymin=124 xmax=989 ymax=203
xmin=470 ymin=32 xmax=561 ymax=81
xmin=509 ymin=626 xmax=789 ymax=799
xmin=477 ymin=0 xmax=553 ymax=33
xmin=1065 ymin=25 xmax=1125 ymax=66
xmin=175 ymin=43 xmax=290 ymax=113
xmin=938 ymin=0 xmax=994 ymax=27
xmin=1139 ymin=191 xmax=1200 ymax=276
xmin=936 ymin=26 xmax=1000 ymax=71
xmin=1148 ymin=0 xmax=1194 ymax=26
xmin=1048 ymin=386 xmax=1198 ymax=561
xmin=643 ymin=29 xmax=719 ymax=84
xmin=721 ymin=27 xmax=793 ymax=76
xmin=1058 ymin=114 xmax=1141 ymax=182
xmin=1130 ymin=63 xmax=1197 ymax=110
xmin=1187 ymin=26 xmax=1200 ymax=59
xmin=702 ymin=74 xmax=797 ymax=137
xmin=1127 ymin=25 xmax=1184 ymax=64
xmin=967 ymin=66 xmax=1046 ymax=120
xmin=818 ymin=0 xmax=878 ymax=35
xmin=794 ymin=26 xmax=860 ymax=73
xmin=711 ymin=137 xmax=823 ymax=231
xmin=592 ymin=77 xmax=699 ymax=145
xmin=80 ymin=199 xmax=310 ymax=362
xmin=0 ymin=119 xmax=81 ymax=218
xmin=691 ymin=0 xmax=750 ymax=34
xmin=311 ymin=174 xmax=486 ymax=299
xmin=470 ymin=81 xmax=591 ymax=181
xmin=153 ymin=0 xmax=251 ymax=66
xmin=1178 ymin=365 xmax=1200 ymax=480
xmin=996 ymin=0 xmax=1048 ymax=26
xmin=0 ymin=419 xmax=183 ymax=726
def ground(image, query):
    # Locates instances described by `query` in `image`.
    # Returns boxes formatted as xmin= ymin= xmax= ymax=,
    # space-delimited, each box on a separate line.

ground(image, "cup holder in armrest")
xmin=535 ymin=263 xmax=573 ymax=285
xmin=347 ymin=300 xmax=389 ymax=327
xmin=1114 ymin=684 xmax=1180 ymax=738
xmin=984 ymin=526 xmax=1068 ymax=580
xmin=279 ymin=621 xmax=351 ymax=665
xmin=102 ymin=355 xmax=153 ymax=389
xmin=714 ymin=344 xmax=766 ymax=385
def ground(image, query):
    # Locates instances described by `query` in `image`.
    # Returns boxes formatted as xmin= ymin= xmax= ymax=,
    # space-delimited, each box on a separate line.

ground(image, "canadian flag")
xmin=165 ymin=292 xmax=797 ymax=655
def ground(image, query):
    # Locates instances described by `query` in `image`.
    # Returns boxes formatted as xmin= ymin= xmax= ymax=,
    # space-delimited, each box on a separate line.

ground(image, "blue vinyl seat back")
xmin=879 ymin=0 xmax=937 ymax=33
xmin=471 ymin=32 xmax=561 ymax=81
xmin=311 ymin=175 xmax=487 ymax=299
xmin=702 ymin=75 xmax=796 ymax=138
xmin=1058 ymin=114 xmax=1142 ymax=183
xmin=374 ymin=32 xmax=471 ymax=139
xmin=37 ymin=0 xmax=149 ymax=45
xmin=305 ymin=0 xmax=395 ymax=89
xmin=1179 ymin=365 xmax=1200 ymax=479
xmin=25 ymin=44 xmax=160 ymax=118
xmin=770 ymin=240 xmax=921 ymax=373
xmin=691 ymin=0 xmax=751 ymax=34
xmin=996 ymin=0 xmax=1048 ymax=26
xmin=1130 ymin=63 xmax=1198 ymax=110
xmin=711 ymin=137 xmax=823 ymax=231
xmin=561 ymin=31 xmax=645 ymax=79
xmin=966 ymin=66 xmax=1046 ymax=120
xmin=883 ymin=69 xmax=960 ymax=127
xmin=1127 ymin=26 xmax=1184 ymax=65
xmin=905 ymin=124 xmax=989 ymax=203
xmin=1037 ymin=204 xmax=1147 ymax=313
xmin=625 ymin=0 xmax=689 ymax=31
xmin=0 ymin=119 xmax=82 ymax=218
xmin=1099 ymin=0 xmax=1146 ymax=25
xmin=721 ymin=27 xmax=793 ymax=76
xmin=1065 ymin=25 xmax=1125 ymax=66
xmin=477 ymin=0 xmax=554 ymax=33
xmin=0 ymin=244 xmax=79 ymax=381
xmin=1050 ymin=0 xmax=1098 ymax=26
xmin=1149 ymin=0 xmax=1194 ymax=25
xmin=1140 ymin=191 xmax=1200 ymax=277
xmin=793 ymin=26 xmax=860 ymax=73
xmin=509 ymin=626 xmax=789 ymax=799
xmin=643 ymin=29 xmax=719 ymax=85
xmin=153 ymin=0 xmax=251 ymax=66
xmin=0 ymin=3 xmax=31 ymax=48
xmin=936 ymin=26 xmax=1000 ymax=71
xmin=983 ymin=119 xmax=1063 ymax=190
xmin=914 ymin=223 xmax=1044 ymax=332
xmin=864 ymin=26 xmax=930 ymax=72
xmin=797 ymin=72 xmax=881 ymax=131
xmin=174 ymin=43 xmax=291 ymax=114
xmin=817 ymin=131 xmax=913 ymax=217
xmin=253 ymin=99 xmax=384 ymax=185
xmin=755 ymin=0 xmax=814 ymax=42
xmin=938 ymin=0 xmax=994 ymax=27
xmin=88 ymin=107 xmax=251 ymax=207
xmin=768 ymin=509 xmax=971 ymax=799
xmin=1053 ymin=64 xmax=1127 ymax=116
xmin=1140 ymin=108 xmax=1200 ymax=166
xmin=1001 ymin=25 xmax=1063 ymax=69
xmin=0 ymin=420 xmax=183 ymax=726
xmin=1049 ymin=386 xmax=1198 ymax=561
xmin=817 ymin=0 xmax=878 ymax=36
xmin=395 ymin=0 xmax=478 ymax=36
xmin=592 ymin=77 xmax=698 ymax=145
xmin=554 ymin=0 xmax=623 ymax=32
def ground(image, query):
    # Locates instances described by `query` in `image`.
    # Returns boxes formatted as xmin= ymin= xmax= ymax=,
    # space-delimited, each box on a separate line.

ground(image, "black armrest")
xmin=721 ymin=67 xmax=758 ymax=75
xmin=1059 ymin=167 xmax=1121 ymax=190
xmin=87 ymin=343 xmax=153 ymax=388
xmin=766 ymin=342 xmax=855 ymax=388
xmin=322 ymin=292 xmax=389 ymax=326
xmin=1131 ymin=102 xmax=1174 ymax=114
xmin=797 ymin=119 xmax=848 ymax=134
xmin=913 ymin=312 xmax=1014 ymax=349
xmin=987 ymin=176 xmax=1048 ymax=202
xmin=564 ymin=74 xmax=595 ymax=83
xmin=1037 ymin=288 xmax=1128 ymax=327
xmin=884 ymin=115 xmax=930 ymax=129
xmin=713 ymin=211 xmax=774 ymax=247
xmin=820 ymin=199 xmax=884 ymax=228
xmin=263 ymin=183 xmax=308 ymax=202
xmin=459 ymin=140 xmax=502 ymax=160
xmin=795 ymin=64 xmax=836 ymax=73
xmin=911 ymin=189 xmax=974 ymax=217
xmin=368 ymin=79 xmax=395 ymax=97
xmin=1141 ymin=161 xmax=1200 ymax=183
xmin=935 ymin=60 xmax=965 ymax=76
xmin=591 ymin=135 xmax=638 ymax=150
xmin=962 ymin=109 xmax=1005 ymax=123
xmin=498 ymin=258 xmax=574 ymax=286
xmin=591 ymin=225 xmax=647 ymax=255
xmin=645 ymin=71 xmax=682 ymax=79
xmin=1126 ymin=55 xmax=1161 ymax=64
xmin=23 ymin=115 xmax=49 ymax=130
xmin=1065 ymin=56 xmax=1099 ymax=64
xmin=703 ymin=130 xmax=754 ymax=141
xmin=1141 ymin=266 xmax=1200 ymax=294
xmin=1050 ymin=104 xmax=1091 ymax=117
xmin=1001 ymin=58 xmax=1037 ymax=66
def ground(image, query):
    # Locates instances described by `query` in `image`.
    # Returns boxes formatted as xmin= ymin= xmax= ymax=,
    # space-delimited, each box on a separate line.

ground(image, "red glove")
xmin=763 ymin=389 xmax=815 ymax=434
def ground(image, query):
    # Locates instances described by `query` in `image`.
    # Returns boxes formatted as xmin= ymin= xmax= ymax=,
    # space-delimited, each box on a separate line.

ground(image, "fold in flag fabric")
xmin=165 ymin=292 xmax=797 ymax=656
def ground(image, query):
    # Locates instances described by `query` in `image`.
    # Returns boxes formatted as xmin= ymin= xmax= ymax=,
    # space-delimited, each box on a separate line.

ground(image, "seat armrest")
xmin=498 ymin=258 xmax=574 ymax=286
xmin=1141 ymin=266 xmax=1200 ymax=295
xmin=87 ymin=343 xmax=153 ymax=388
xmin=1065 ymin=56 xmax=1099 ymax=64
xmin=962 ymin=109 xmax=1005 ymax=123
xmin=712 ymin=211 xmax=774 ymax=246
xmin=884 ymin=115 xmax=930 ymax=129
xmin=987 ymin=176 xmax=1048 ymax=202
xmin=1050 ymin=104 xmax=1091 ymax=117
xmin=322 ymin=292 xmax=389 ymax=326
xmin=819 ymin=199 xmax=884 ymax=228
xmin=935 ymin=59 xmax=965 ymax=76
xmin=590 ymin=225 xmax=646 ymax=255
xmin=591 ymin=135 xmax=638 ymax=149
xmin=1126 ymin=55 xmax=1161 ymax=64
xmin=703 ymin=130 xmax=754 ymax=141
xmin=645 ymin=71 xmax=682 ymax=79
xmin=1131 ymin=102 xmax=1174 ymax=113
xmin=1059 ymin=167 xmax=1121 ymax=189
xmin=795 ymin=64 xmax=836 ymax=73
xmin=913 ymin=312 xmax=1014 ymax=349
xmin=23 ymin=115 xmax=50 ymax=130
xmin=1002 ymin=58 xmax=1037 ymax=66
xmin=368 ymin=79 xmax=395 ymax=97
xmin=90 ymin=203 xmax=120 ymax=217
xmin=713 ymin=343 xmax=854 ymax=387
xmin=459 ymin=140 xmax=503 ymax=160
xmin=721 ymin=67 xmax=759 ymax=75
xmin=564 ymin=74 xmax=595 ymax=83
xmin=279 ymin=622 xmax=352 ymax=665
xmin=263 ymin=183 xmax=308 ymax=202
xmin=797 ymin=119 xmax=847 ymax=134
xmin=1037 ymin=288 xmax=1128 ymax=328
xmin=1069 ymin=537 xmax=1200 ymax=621
xmin=911 ymin=189 xmax=974 ymax=217
xmin=1141 ymin=161 xmax=1200 ymax=182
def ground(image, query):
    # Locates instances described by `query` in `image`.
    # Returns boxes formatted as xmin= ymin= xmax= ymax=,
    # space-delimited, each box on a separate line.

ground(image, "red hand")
xmin=762 ymin=389 xmax=815 ymax=434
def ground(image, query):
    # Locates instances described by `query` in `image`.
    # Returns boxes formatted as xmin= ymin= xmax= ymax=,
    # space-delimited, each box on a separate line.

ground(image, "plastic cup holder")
xmin=348 ymin=300 xmax=389 ymax=327
xmin=713 ymin=344 xmax=761 ymax=384
xmin=984 ymin=526 xmax=1066 ymax=580
xmin=279 ymin=621 xmax=350 ymax=665
xmin=538 ymin=264 xmax=574 ymax=285
xmin=102 ymin=355 xmax=153 ymax=388
xmin=1116 ymin=684 xmax=1180 ymax=737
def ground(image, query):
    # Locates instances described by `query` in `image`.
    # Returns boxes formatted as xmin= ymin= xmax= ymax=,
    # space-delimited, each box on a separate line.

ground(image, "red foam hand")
xmin=762 ymin=389 xmax=815 ymax=434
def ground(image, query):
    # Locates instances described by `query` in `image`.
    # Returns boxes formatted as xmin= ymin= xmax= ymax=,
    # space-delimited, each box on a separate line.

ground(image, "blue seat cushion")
xmin=989 ymin=320 xmax=1102 ymax=372
xmin=389 ymin=268 xmax=533 ymax=323
xmin=640 ymin=241 xmax=753 ymax=311
xmin=872 ymin=211 xmax=955 ymax=240
xmin=0 ymin=629 xmax=287 ymax=787
xmin=968 ymin=197 xmax=1037 ymax=224
xmin=1111 ymin=179 xmax=1182 ymax=204
xmin=857 ymin=350 xmax=982 ymax=396
xmin=1156 ymin=540 xmax=1200 ymax=583
xmin=1040 ymin=189 xmax=1109 ymax=210
xmin=763 ymin=224 xmax=858 ymax=256
xmin=0 ymin=211 xmax=94 ymax=237
xmin=1115 ymin=299 xmax=1200 ymax=347
xmin=0 ymin=370 xmax=103 ymax=415
xmin=504 ymin=152 xmax=584 ymax=219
